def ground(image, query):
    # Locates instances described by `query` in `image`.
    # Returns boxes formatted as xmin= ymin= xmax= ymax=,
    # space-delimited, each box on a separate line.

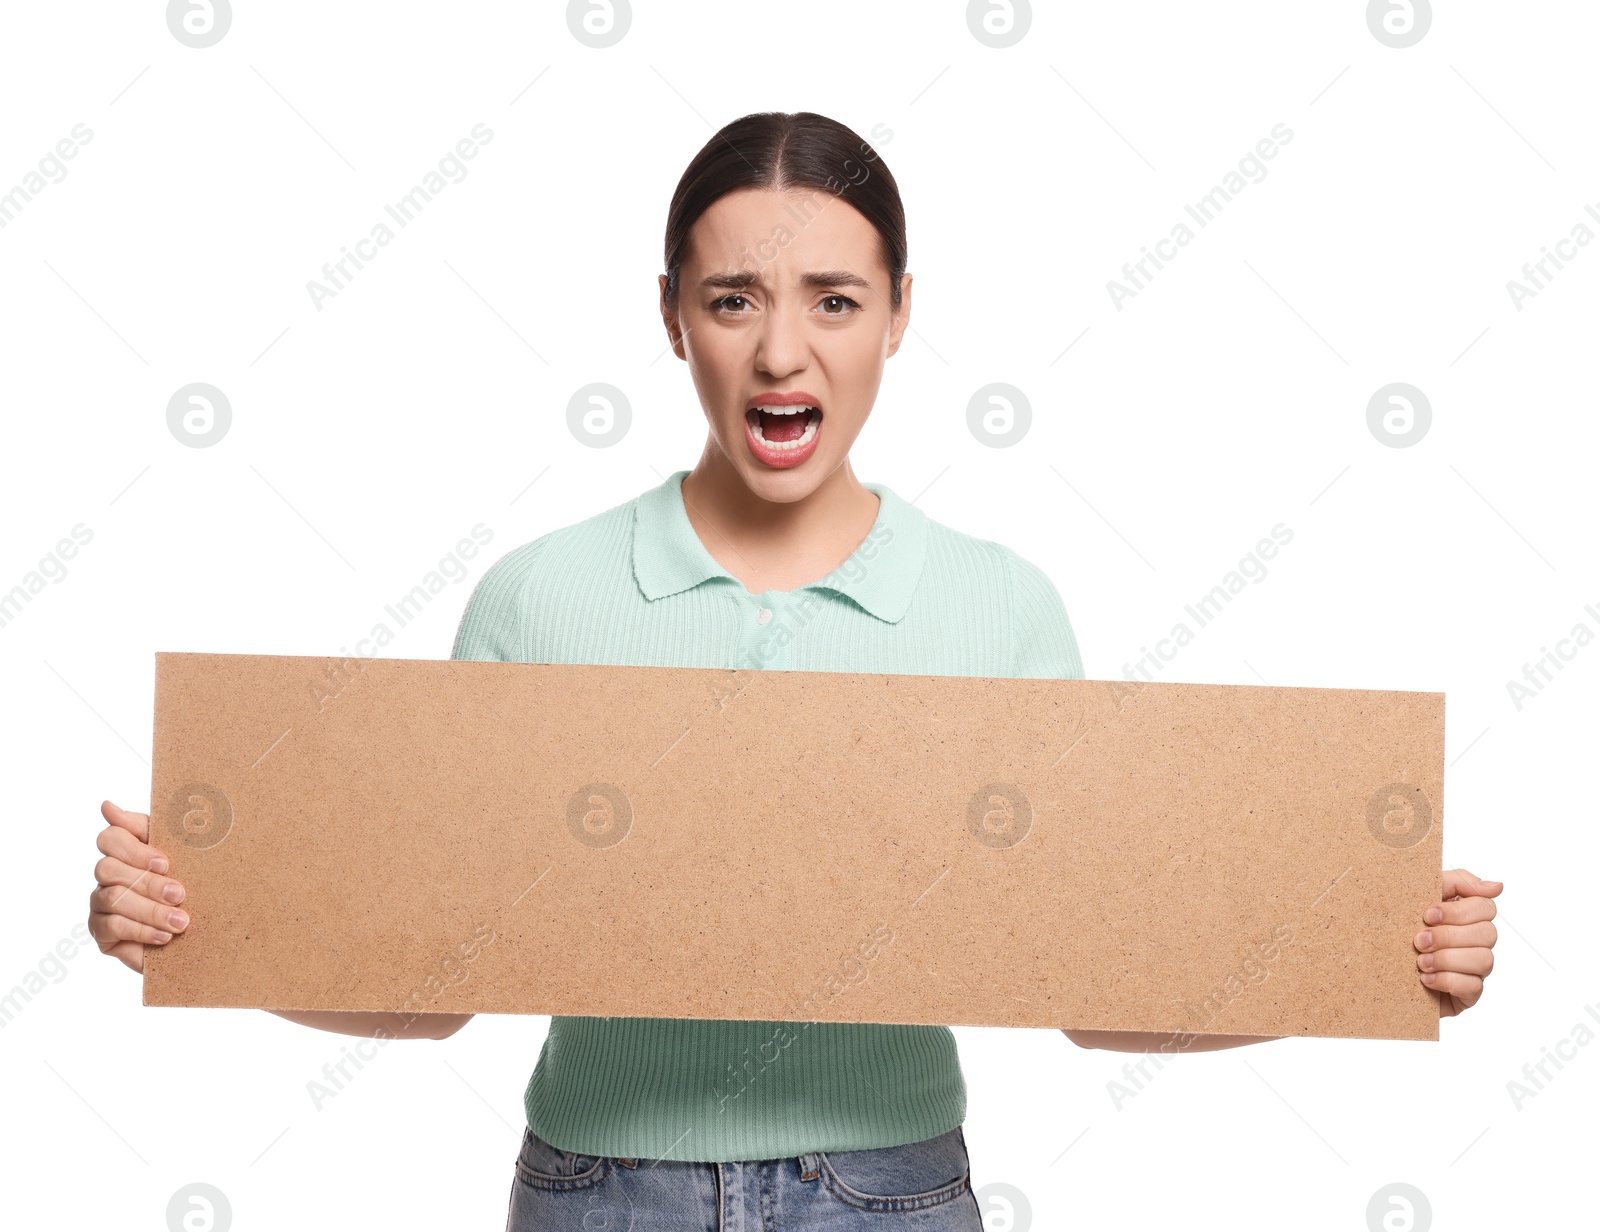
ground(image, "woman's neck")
xmin=678 ymin=445 xmax=882 ymax=596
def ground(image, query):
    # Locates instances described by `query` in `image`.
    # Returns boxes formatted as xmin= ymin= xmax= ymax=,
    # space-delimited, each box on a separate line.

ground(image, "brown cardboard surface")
xmin=142 ymin=652 xmax=1443 ymax=1040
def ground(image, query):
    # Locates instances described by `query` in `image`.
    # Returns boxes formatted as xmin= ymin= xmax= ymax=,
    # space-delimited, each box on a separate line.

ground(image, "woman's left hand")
xmin=1415 ymin=868 xmax=1501 ymax=1016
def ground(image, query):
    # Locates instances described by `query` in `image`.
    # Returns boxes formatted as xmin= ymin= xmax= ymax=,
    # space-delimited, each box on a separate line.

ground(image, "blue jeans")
xmin=505 ymin=1123 xmax=983 ymax=1230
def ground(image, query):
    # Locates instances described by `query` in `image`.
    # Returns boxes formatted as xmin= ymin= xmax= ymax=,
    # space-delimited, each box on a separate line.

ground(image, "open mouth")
xmin=745 ymin=403 xmax=822 ymax=452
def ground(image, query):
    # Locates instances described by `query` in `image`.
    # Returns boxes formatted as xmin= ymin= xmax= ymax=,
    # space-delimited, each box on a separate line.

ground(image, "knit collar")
xmin=631 ymin=469 xmax=927 ymax=623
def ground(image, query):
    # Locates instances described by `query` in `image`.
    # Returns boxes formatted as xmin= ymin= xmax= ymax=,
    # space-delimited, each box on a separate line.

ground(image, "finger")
xmin=1415 ymin=920 xmax=1498 ymax=955
xmin=99 ymin=939 xmax=147 ymax=973
xmin=101 ymin=800 xmax=152 ymax=845
xmin=96 ymin=821 xmax=171 ymax=878
xmin=1442 ymin=868 xmax=1502 ymax=901
xmin=89 ymin=910 xmax=174 ymax=947
xmin=1419 ymin=969 xmax=1484 ymax=1009
xmin=1416 ymin=945 xmax=1494 ymax=978
xmin=94 ymin=855 xmax=184 ymax=906
xmin=88 ymin=884 xmax=189 ymax=934
xmin=1422 ymin=896 xmax=1497 ymax=927
xmin=91 ymin=837 xmax=162 ymax=910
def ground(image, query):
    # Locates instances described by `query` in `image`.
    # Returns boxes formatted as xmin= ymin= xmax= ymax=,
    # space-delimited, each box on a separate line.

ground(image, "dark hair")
xmin=662 ymin=111 xmax=907 ymax=310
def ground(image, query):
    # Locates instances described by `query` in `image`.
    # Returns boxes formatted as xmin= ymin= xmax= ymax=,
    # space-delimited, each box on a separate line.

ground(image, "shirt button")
xmin=756 ymin=607 xmax=772 ymax=625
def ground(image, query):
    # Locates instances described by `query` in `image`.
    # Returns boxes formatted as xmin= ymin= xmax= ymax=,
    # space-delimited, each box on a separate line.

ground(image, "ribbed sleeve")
xmin=450 ymin=538 xmax=547 ymax=664
xmin=1005 ymin=546 xmax=1085 ymax=680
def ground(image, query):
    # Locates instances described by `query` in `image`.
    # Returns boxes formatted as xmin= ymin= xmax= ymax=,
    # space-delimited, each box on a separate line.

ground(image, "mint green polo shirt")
xmin=451 ymin=468 xmax=1083 ymax=1162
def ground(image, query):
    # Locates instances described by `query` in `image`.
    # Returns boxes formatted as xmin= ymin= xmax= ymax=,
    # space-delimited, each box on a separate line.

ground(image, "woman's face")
xmin=660 ymin=186 xmax=911 ymax=502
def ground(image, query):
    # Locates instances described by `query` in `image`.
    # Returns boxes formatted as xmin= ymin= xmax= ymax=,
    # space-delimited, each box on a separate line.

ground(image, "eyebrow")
xmin=699 ymin=269 xmax=873 ymax=291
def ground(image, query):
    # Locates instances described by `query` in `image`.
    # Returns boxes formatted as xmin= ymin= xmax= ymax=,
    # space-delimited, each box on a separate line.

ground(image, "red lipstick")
xmin=744 ymin=391 xmax=822 ymax=469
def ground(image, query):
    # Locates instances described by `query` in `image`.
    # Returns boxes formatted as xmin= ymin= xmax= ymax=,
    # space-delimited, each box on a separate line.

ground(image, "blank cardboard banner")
xmin=142 ymin=652 xmax=1444 ymax=1041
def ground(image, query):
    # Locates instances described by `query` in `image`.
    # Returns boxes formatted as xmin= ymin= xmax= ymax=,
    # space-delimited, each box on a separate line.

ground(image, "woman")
xmin=89 ymin=111 xmax=1501 ymax=1229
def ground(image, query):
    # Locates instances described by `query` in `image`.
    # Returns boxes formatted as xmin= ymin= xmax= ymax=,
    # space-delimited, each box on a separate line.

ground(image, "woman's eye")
xmin=711 ymin=294 xmax=749 ymax=313
xmin=820 ymin=295 xmax=860 ymax=315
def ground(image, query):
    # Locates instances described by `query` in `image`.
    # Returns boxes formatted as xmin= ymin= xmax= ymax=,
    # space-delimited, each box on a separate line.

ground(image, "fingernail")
xmin=1425 ymin=907 xmax=1442 ymax=924
xmin=167 ymin=910 xmax=188 ymax=930
xmin=1422 ymin=972 xmax=1437 ymax=983
xmin=1417 ymin=931 xmax=1432 ymax=948
xmin=152 ymin=930 xmax=172 ymax=943
xmin=149 ymin=856 xmax=169 ymax=874
xmin=162 ymin=883 xmax=184 ymax=904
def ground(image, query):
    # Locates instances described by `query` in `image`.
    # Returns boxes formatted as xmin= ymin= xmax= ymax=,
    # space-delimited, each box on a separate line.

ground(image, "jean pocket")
xmin=512 ymin=1127 xmax=609 ymax=1192
xmin=817 ymin=1126 xmax=972 ymax=1213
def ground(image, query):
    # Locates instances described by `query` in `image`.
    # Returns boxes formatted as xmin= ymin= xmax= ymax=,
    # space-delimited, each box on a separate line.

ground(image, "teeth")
xmin=750 ymin=409 xmax=820 ymax=451
xmin=751 ymin=404 xmax=818 ymax=415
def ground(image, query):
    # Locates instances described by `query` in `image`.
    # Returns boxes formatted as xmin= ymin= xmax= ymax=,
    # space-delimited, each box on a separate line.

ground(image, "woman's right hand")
xmin=89 ymin=800 xmax=189 ymax=972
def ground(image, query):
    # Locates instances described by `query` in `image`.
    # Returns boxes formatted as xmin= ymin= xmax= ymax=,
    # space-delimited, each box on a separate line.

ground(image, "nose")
xmin=753 ymin=300 xmax=809 ymax=379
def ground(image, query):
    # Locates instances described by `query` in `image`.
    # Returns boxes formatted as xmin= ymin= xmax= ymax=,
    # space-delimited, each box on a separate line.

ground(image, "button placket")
xmin=742 ymin=593 xmax=787 ymax=670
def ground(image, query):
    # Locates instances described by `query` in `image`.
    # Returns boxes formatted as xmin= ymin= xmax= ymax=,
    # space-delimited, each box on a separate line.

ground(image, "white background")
xmin=2 ymin=2 xmax=1594 ymax=1229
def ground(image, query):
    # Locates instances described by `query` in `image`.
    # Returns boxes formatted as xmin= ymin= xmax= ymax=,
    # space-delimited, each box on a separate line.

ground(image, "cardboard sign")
xmin=143 ymin=652 xmax=1443 ymax=1041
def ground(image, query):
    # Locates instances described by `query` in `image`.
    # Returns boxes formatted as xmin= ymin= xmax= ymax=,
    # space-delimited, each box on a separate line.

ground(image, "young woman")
xmin=90 ymin=111 xmax=1501 ymax=1230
